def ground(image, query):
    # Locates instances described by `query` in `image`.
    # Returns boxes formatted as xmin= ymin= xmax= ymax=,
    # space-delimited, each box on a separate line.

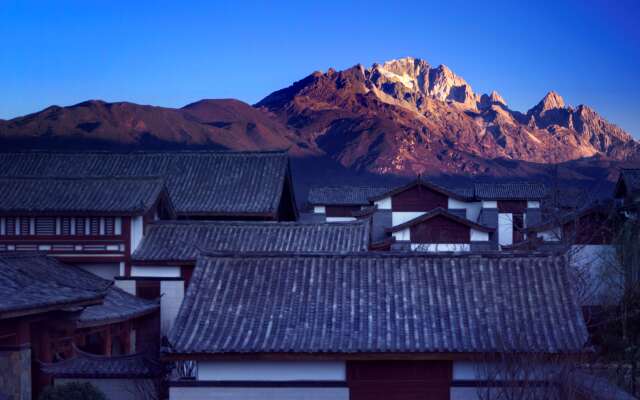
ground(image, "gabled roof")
xmin=308 ymin=186 xmax=391 ymax=206
xmin=614 ymin=168 xmax=640 ymax=198
xmin=132 ymin=220 xmax=370 ymax=262
xmin=367 ymin=179 xmax=547 ymax=203
xmin=0 ymin=253 xmax=109 ymax=319
xmin=386 ymin=208 xmax=494 ymax=233
xmin=167 ymin=252 xmax=587 ymax=355
xmin=0 ymin=177 xmax=172 ymax=216
xmin=0 ymin=151 xmax=295 ymax=218
xmin=41 ymin=347 xmax=163 ymax=378
xmin=473 ymin=183 xmax=547 ymax=200
xmin=368 ymin=179 xmax=473 ymax=202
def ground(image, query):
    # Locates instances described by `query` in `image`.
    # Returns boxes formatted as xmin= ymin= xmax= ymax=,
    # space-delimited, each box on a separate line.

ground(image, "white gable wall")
xmin=392 ymin=211 xmax=426 ymax=226
xmin=313 ymin=206 xmax=326 ymax=214
xmin=448 ymin=199 xmax=482 ymax=222
xmin=392 ymin=228 xmax=411 ymax=241
xmin=374 ymin=196 xmax=391 ymax=210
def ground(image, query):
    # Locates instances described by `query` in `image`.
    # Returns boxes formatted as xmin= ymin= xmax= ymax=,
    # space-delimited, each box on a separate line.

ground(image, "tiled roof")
xmin=0 ymin=254 xmax=108 ymax=318
xmin=132 ymin=220 xmax=370 ymax=261
xmin=368 ymin=179 xmax=546 ymax=202
xmin=386 ymin=207 xmax=494 ymax=233
xmin=0 ymin=151 xmax=292 ymax=217
xmin=168 ymin=253 xmax=587 ymax=355
xmin=0 ymin=253 xmax=156 ymax=325
xmin=308 ymin=186 xmax=391 ymax=205
xmin=78 ymin=286 xmax=159 ymax=328
xmin=0 ymin=177 xmax=169 ymax=215
xmin=41 ymin=347 xmax=163 ymax=378
xmin=369 ymin=179 xmax=474 ymax=202
xmin=473 ymin=183 xmax=547 ymax=200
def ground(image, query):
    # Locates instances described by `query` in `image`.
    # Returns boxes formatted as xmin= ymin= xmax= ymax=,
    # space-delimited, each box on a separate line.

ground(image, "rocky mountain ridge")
xmin=1 ymin=56 xmax=638 ymax=183
xmin=256 ymin=57 xmax=639 ymax=176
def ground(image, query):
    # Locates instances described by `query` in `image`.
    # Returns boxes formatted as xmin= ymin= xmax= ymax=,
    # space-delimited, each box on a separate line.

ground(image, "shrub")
xmin=39 ymin=381 xmax=107 ymax=400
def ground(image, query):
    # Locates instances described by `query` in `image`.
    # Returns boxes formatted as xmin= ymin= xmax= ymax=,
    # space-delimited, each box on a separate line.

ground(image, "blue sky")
xmin=1 ymin=0 xmax=639 ymax=136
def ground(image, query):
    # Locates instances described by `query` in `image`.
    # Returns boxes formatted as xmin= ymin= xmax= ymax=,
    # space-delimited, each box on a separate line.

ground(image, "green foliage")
xmin=39 ymin=381 xmax=107 ymax=400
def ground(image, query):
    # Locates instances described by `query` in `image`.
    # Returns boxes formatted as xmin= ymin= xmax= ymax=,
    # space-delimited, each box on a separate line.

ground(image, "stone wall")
xmin=0 ymin=347 xmax=31 ymax=400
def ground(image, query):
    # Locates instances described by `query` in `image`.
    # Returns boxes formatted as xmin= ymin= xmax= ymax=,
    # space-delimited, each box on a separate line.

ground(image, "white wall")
xmin=470 ymin=229 xmax=489 ymax=241
xmin=448 ymin=199 xmax=482 ymax=222
xmin=76 ymin=263 xmax=120 ymax=280
xmin=198 ymin=361 xmax=346 ymax=381
xmin=130 ymin=216 xmax=144 ymax=252
xmin=537 ymin=227 xmax=562 ymax=242
xmin=161 ymin=280 xmax=185 ymax=335
xmin=392 ymin=211 xmax=425 ymax=226
xmin=374 ymin=197 xmax=391 ymax=210
xmin=131 ymin=265 xmax=181 ymax=278
xmin=392 ymin=228 xmax=411 ymax=242
xmin=115 ymin=279 xmax=136 ymax=295
xmin=170 ymin=387 xmax=348 ymax=400
xmin=313 ymin=206 xmax=326 ymax=214
xmin=326 ymin=217 xmax=356 ymax=222
xmin=482 ymin=200 xmax=497 ymax=208
xmin=527 ymin=201 xmax=540 ymax=208
xmin=411 ymin=243 xmax=471 ymax=252
xmin=498 ymin=213 xmax=513 ymax=246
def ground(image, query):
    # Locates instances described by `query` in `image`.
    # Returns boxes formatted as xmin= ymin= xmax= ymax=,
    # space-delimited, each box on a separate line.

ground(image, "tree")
xmin=39 ymin=382 xmax=106 ymax=400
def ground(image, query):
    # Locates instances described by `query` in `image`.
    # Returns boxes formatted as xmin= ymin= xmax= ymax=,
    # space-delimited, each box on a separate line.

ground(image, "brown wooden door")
xmin=348 ymin=360 xmax=452 ymax=400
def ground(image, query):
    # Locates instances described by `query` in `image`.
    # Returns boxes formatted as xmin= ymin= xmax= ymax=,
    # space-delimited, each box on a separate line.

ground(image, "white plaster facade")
xmin=197 ymin=361 xmax=346 ymax=381
xmin=448 ymin=198 xmax=482 ymax=222
xmin=161 ymin=280 xmax=185 ymax=335
xmin=498 ymin=213 xmax=513 ymax=246
xmin=169 ymin=387 xmax=349 ymax=400
xmin=131 ymin=265 xmax=181 ymax=278
xmin=392 ymin=211 xmax=426 ymax=226
xmin=130 ymin=216 xmax=144 ymax=252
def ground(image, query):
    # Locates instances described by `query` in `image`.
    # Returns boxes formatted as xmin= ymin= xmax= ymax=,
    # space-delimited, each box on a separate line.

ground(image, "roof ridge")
xmin=197 ymin=250 xmax=564 ymax=259
xmin=148 ymin=220 xmax=367 ymax=227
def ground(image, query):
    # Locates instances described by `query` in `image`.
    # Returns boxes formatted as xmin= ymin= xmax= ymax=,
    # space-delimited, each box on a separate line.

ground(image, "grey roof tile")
xmin=132 ymin=220 xmax=370 ymax=261
xmin=0 ymin=253 xmax=108 ymax=318
xmin=0 ymin=151 xmax=291 ymax=217
xmin=308 ymin=186 xmax=391 ymax=205
xmin=41 ymin=347 xmax=163 ymax=378
xmin=78 ymin=286 xmax=158 ymax=327
xmin=0 ymin=253 xmax=158 ymax=325
xmin=473 ymin=183 xmax=547 ymax=200
xmin=0 ymin=177 xmax=167 ymax=215
xmin=168 ymin=253 xmax=588 ymax=355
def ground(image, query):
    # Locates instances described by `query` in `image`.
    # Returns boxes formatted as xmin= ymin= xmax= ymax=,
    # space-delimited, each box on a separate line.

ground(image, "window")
xmin=35 ymin=217 xmax=56 ymax=235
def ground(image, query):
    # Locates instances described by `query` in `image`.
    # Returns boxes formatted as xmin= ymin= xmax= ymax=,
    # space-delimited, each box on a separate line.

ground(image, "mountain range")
xmin=1 ymin=56 xmax=638 ymax=190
